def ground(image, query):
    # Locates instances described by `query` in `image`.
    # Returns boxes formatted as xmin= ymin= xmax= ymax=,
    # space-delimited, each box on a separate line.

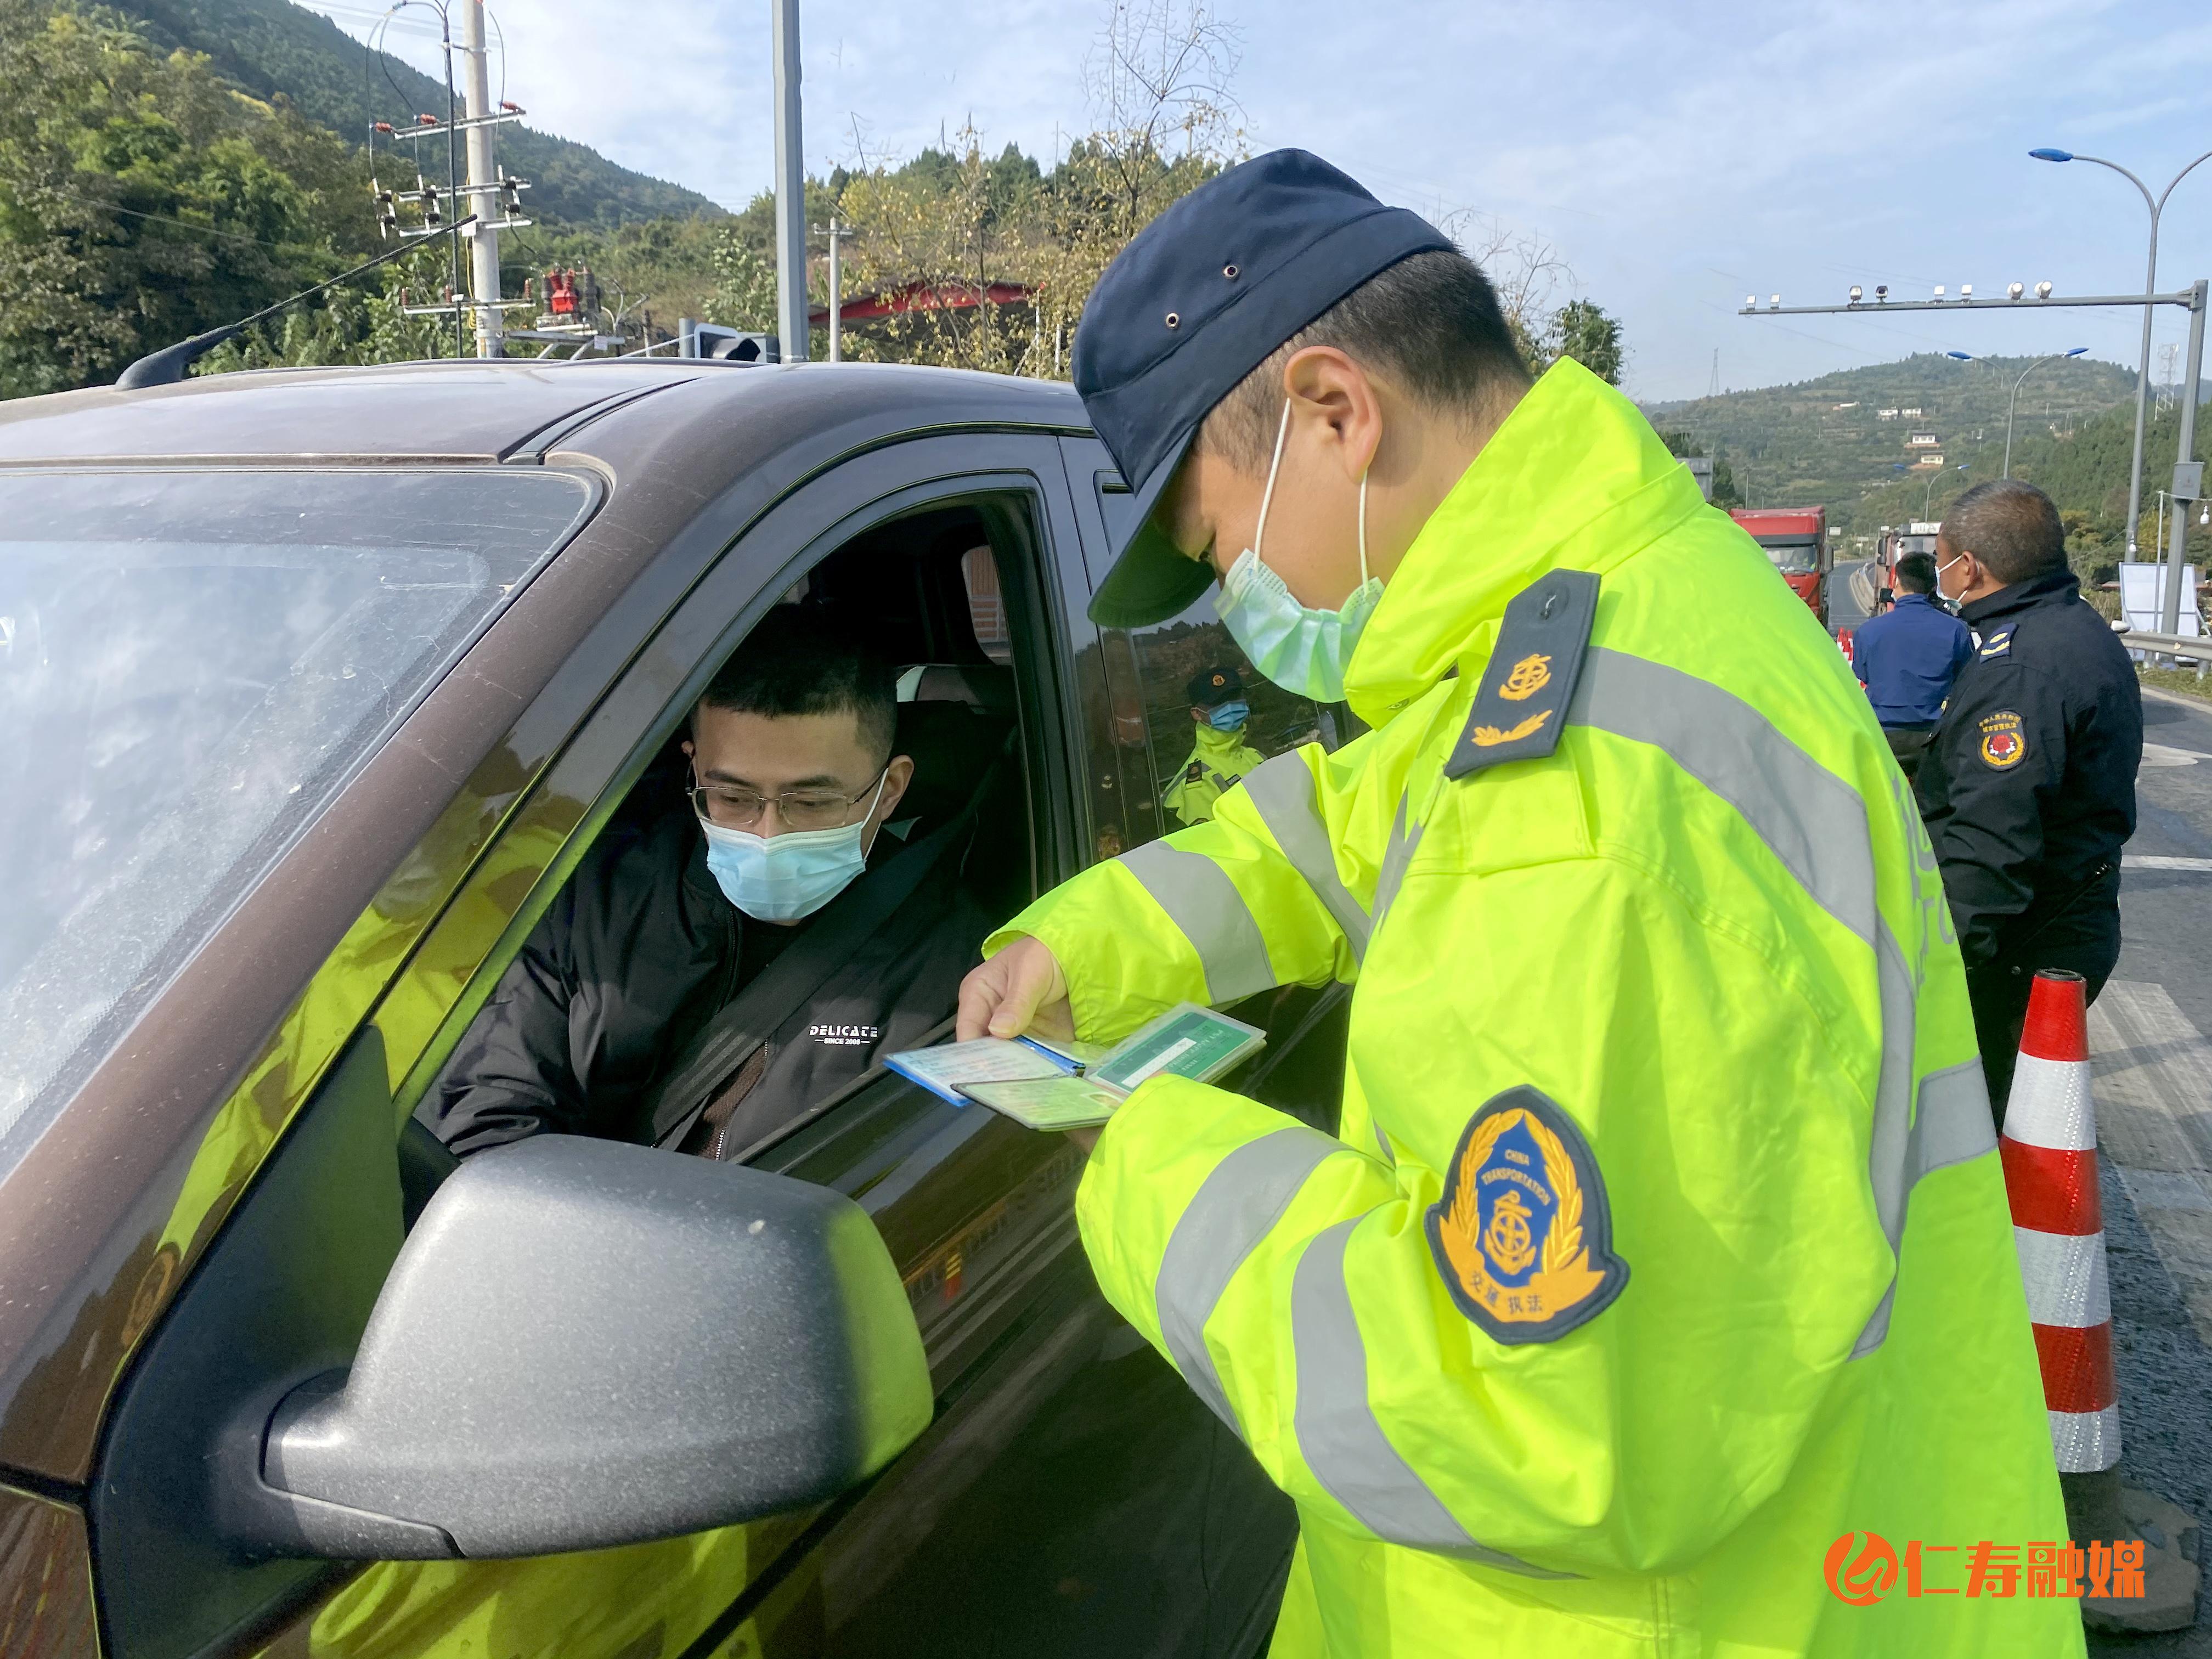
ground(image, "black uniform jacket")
xmin=426 ymin=804 xmax=993 ymax=1157
xmin=1914 ymin=570 xmax=2142 ymax=969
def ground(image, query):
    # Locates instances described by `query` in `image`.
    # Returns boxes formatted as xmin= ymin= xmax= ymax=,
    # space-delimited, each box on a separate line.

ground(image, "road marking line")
xmin=2087 ymin=981 xmax=2212 ymax=1348
xmin=2142 ymin=743 xmax=2205 ymax=768
xmin=2124 ymin=855 xmax=2212 ymax=872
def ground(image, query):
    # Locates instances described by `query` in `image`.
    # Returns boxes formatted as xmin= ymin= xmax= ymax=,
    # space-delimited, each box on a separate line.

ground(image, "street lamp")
xmin=1926 ymin=463 xmax=1967 ymax=521
xmin=2031 ymin=144 xmax=2212 ymax=554
xmin=2004 ymin=347 xmax=2089 ymax=477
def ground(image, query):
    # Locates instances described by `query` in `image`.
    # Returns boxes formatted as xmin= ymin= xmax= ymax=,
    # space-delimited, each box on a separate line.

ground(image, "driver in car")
xmin=426 ymin=607 xmax=994 ymax=1162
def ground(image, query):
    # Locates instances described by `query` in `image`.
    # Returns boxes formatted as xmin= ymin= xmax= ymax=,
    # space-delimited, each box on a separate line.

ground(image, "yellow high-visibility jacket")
xmin=1164 ymin=721 xmax=1268 ymax=826
xmin=990 ymin=362 xmax=2078 ymax=1656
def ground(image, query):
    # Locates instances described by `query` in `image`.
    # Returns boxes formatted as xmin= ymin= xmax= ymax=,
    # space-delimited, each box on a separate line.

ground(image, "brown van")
xmin=0 ymin=359 xmax=1358 ymax=1659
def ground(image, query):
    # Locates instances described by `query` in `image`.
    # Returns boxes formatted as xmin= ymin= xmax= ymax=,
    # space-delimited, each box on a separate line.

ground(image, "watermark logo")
xmin=1824 ymin=1534 xmax=2148 ymax=1602
xmin=1824 ymin=1531 xmax=1899 ymax=1606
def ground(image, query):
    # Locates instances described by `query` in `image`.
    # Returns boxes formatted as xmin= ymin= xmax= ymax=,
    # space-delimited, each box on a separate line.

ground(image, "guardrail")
xmin=2118 ymin=630 xmax=2212 ymax=663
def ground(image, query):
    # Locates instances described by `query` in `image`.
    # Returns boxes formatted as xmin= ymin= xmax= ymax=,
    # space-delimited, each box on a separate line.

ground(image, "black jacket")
xmin=1914 ymin=570 xmax=2141 ymax=969
xmin=426 ymin=804 xmax=992 ymax=1158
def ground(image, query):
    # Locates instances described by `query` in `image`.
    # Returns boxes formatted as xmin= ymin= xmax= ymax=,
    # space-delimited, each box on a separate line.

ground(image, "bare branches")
xmin=1440 ymin=208 xmax=1572 ymax=366
xmin=1085 ymin=0 xmax=1243 ymax=159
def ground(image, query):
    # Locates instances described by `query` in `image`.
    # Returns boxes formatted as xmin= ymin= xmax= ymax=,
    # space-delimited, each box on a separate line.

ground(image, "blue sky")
xmin=319 ymin=0 xmax=2212 ymax=402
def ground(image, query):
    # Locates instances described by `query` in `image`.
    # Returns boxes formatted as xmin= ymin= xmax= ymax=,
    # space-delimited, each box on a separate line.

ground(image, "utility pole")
xmin=2159 ymin=278 xmax=2207 ymax=634
xmin=772 ymin=0 xmax=808 ymax=362
xmin=812 ymin=217 xmax=846 ymax=362
xmin=437 ymin=5 xmax=464 ymax=358
xmin=458 ymin=0 xmax=500 ymax=357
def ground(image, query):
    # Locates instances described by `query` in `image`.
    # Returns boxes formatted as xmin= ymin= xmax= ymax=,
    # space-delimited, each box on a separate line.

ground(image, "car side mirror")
xmin=227 ymin=1136 xmax=932 ymax=1559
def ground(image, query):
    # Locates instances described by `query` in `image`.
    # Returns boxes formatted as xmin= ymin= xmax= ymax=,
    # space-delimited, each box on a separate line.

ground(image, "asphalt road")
xmin=2083 ymin=685 xmax=2212 ymax=1655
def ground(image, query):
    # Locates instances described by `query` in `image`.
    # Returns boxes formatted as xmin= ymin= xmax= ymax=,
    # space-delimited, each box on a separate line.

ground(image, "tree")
xmin=1549 ymin=298 xmax=1623 ymax=385
xmin=1444 ymin=212 xmax=1567 ymax=369
xmin=0 ymin=0 xmax=379 ymax=394
xmin=1657 ymin=428 xmax=1741 ymax=508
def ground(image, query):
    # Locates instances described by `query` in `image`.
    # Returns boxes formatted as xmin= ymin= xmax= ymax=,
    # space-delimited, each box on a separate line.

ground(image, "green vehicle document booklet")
xmin=893 ymin=1003 xmax=1266 ymax=1132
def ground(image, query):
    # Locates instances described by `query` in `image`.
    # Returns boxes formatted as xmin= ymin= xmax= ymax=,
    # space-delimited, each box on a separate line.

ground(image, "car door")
xmin=83 ymin=432 xmax=1107 ymax=1659
xmin=1056 ymin=437 xmax=1353 ymax=1136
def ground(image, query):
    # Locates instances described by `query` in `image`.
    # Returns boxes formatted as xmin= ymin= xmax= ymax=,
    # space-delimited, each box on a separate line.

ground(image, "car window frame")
xmin=382 ymin=442 xmax=1092 ymax=1122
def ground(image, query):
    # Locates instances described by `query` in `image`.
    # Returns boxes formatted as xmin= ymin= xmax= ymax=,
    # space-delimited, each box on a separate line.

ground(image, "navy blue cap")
xmin=1074 ymin=149 xmax=1453 ymax=627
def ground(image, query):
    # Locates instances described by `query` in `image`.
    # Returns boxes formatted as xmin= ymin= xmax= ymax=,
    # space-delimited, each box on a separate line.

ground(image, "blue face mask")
xmin=699 ymin=772 xmax=887 ymax=923
xmin=1204 ymin=699 xmax=1251 ymax=732
xmin=1214 ymin=399 xmax=1382 ymax=704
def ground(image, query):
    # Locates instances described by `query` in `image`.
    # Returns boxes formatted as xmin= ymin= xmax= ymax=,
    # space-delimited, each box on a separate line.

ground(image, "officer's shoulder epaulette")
xmin=1976 ymin=624 xmax=2017 ymax=662
xmin=1442 ymin=568 xmax=1600 ymax=779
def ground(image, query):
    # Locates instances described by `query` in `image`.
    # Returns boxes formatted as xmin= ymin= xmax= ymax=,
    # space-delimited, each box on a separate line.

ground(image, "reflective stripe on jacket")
xmin=991 ymin=362 xmax=2079 ymax=1657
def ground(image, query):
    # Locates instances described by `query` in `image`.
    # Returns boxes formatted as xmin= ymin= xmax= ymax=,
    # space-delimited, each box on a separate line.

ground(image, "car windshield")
xmin=1757 ymin=538 xmax=1821 ymax=575
xmin=0 ymin=467 xmax=592 ymax=1158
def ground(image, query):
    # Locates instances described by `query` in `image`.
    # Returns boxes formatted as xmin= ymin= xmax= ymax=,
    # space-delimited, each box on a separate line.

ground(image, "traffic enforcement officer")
xmin=958 ymin=150 xmax=2077 ymax=1656
xmin=1164 ymin=663 xmax=1267 ymax=826
xmin=1918 ymin=479 xmax=2142 ymax=1116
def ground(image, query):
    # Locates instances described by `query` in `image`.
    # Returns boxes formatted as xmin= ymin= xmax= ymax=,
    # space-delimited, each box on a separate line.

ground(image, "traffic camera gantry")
xmin=1740 ymin=279 xmax=2210 ymax=637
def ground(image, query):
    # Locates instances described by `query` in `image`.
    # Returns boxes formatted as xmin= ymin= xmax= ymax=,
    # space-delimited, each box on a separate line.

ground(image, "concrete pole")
xmin=2159 ymin=280 xmax=2207 ymax=635
xmin=459 ymin=0 xmax=501 ymax=357
xmin=2125 ymin=210 xmax=2159 ymax=555
xmin=828 ymin=218 xmax=841 ymax=362
xmin=771 ymin=0 xmax=807 ymax=363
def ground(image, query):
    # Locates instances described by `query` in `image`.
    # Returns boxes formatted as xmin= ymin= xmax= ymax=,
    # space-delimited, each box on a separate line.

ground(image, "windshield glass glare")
xmin=1759 ymin=538 xmax=1821 ymax=575
xmin=0 ymin=467 xmax=591 ymax=1163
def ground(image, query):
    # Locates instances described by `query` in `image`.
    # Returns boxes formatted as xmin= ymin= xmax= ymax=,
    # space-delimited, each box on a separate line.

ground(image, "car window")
xmin=0 ymin=466 xmax=592 ymax=1167
xmin=1094 ymin=474 xmax=1339 ymax=848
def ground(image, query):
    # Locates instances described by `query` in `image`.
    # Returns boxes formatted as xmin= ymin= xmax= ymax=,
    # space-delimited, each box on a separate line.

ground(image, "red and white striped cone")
xmin=1837 ymin=628 xmax=1854 ymax=665
xmin=1999 ymin=969 xmax=2200 ymax=1632
xmin=1997 ymin=969 xmax=2117 ymax=1471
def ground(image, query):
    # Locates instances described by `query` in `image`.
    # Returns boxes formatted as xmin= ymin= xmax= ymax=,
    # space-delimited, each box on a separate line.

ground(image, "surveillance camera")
xmin=2036 ymin=281 xmax=2053 ymax=300
xmin=1849 ymin=285 xmax=1863 ymax=302
xmin=2008 ymin=281 xmax=2024 ymax=300
xmin=1875 ymin=285 xmax=1888 ymax=301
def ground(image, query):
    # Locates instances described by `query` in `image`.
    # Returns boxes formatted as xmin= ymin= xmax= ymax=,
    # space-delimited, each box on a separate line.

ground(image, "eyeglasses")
xmin=688 ymin=763 xmax=889 ymax=832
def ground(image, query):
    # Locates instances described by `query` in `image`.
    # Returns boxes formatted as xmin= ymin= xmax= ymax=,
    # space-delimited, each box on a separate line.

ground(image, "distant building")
xmin=1914 ymin=453 xmax=1946 ymax=468
xmin=1901 ymin=406 xmax=1924 ymax=417
xmin=1878 ymin=408 xmax=1900 ymax=420
xmin=1908 ymin=432 xmax=1940 ymax=448
xmin=1683 ymin=456 xmax=1716 ymax=500
xmin=1833 ymin=401 xmax=1859 ymax=410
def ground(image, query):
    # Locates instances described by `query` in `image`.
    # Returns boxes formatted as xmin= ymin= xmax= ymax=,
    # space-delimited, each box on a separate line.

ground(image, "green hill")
xmin=109 ymin=0 xmax=722 ymax=227
xmin=1643 ymin=353 xmax=2139 ymax=534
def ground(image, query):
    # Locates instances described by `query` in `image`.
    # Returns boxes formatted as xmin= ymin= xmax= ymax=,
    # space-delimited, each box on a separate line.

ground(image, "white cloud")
xmin=304 ymin=0 xmax=2212 ymax=398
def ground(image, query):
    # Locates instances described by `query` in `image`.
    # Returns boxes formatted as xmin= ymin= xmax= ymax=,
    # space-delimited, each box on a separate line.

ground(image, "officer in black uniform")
xmin=1915 ymin=479 xmax=2143 ymax=1118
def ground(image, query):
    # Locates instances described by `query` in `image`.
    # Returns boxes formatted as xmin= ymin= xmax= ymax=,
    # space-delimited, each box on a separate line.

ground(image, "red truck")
xmin=1730 ymin=506 xmax=1830 ymax=629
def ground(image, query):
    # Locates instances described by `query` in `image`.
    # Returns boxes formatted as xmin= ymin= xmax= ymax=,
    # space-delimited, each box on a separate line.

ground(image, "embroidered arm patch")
xmin=1424 ymin=1086 xmax=1629 ymax=1344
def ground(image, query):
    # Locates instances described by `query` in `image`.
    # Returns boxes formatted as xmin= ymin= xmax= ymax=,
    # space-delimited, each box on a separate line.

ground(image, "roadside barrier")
xmin=1997 ymin=969 xmax=2200 ymax=1632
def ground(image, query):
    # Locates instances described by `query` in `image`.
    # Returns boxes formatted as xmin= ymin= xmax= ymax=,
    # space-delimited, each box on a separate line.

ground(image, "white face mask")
xmin=1214 ymin=400 xmax=1383 ymax=704
xmin=699 ymin=772 xmax=888 ymax=922
xmin=1935 ymin=551 xmax=1969 ymax=604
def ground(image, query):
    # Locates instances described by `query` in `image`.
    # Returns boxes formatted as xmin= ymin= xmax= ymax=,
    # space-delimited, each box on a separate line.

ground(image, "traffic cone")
xmin=1836 ymin=628 xmax=1854 ymax=665
xmin=1999 ymin=969 xmax=2199 ymax=1632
